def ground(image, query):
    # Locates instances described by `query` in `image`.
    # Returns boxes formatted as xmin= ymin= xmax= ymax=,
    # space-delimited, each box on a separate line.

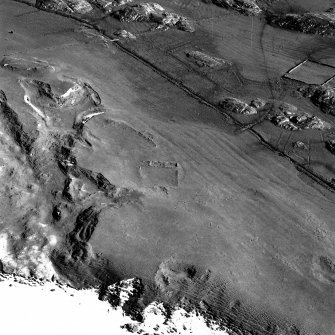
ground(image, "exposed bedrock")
xmin=0 ymin=55 xmax=55 ymax=76
xmin=100 ymin=277 xmax=145 ymax=321
xmin=0 ymin=91 xmax=59 ymax=279
xmin=19 ymin=78 xmax=101 ymax=110
xmin=270 ymin=102 xmax=331 ymax=131
xmin=0 ymin=80 xmax=141 ymax=286
xmin=0 ymin=91 xmax=36 ymax=154
xmin=267 ymin=9 xmax=335 ymax=36
xmin=91 ymin=0 xmax=133 ymax=12
xmin=67 ymin=206 xmax=100 ymax=261
xmin=113 ymin=3 xmax=195 ymax=32
xmin=299 ymin=84 xmax=335 ymax=116
xmin=219 ymin=97 xmax=258 ymax=115
xmin=35 ymin=0 xmax=93 ymax=14
xmin=153 ymin=258 xmax=302 ymax=335
xmin=113 ymin=29 xmax=137 ymax=39
xmin=210 ymin=0 xmax=262 ymax=16
xmin=310 ymin=86 xmax=335 ymax=116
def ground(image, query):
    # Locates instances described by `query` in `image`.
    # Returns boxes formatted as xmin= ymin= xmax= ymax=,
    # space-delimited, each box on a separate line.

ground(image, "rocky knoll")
xmin=220 ymin=97 xmax=258 ymax=115
xmin=90 ymin=0 xmax=133 ymax=13
xmin=113 ymin=3 xmax=195 ymax=32
xmin=0 ymin=55 xmax=140 ymax=285
xmin=267 ymin=8 xmax=335 ymax=37
xmin=36 ymin=0 xmax=93 ymax=14
xmin=211 ymin=0 xmax=262 ymax=16
xmin=0 ymin=55 xmax=55 ymax=75
xmin=270 ymin=102 xmax=330 ymax=131
xmin=299 ymin=85 xmax=335 ymax=116
xmin=310 ymin=86 xmax=335 ymax=116
xmin=19 ymin=78 xmax=101 ymax=109
xmin=0 ymin=272 xmax=233 ymax=335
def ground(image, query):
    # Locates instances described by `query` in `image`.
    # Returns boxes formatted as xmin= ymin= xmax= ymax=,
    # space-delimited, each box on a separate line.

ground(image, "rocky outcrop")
xmin=101 ymin=278 xmax=145 ymax=321
xmin=219 ymin=97 xmax=258 ymax=115
xmin=310 ymin=86 xmax=335 ymax=116
xmin=58 ymin=82 xmax=101 ymax=108
xmin=19 ymin=79 xmax=101 ymax=109
xmin=0 ymin=91 xmax=61 ymax=280
xmin=113 ymin=3 xmax=195 ymax=32
xmin=109 ymin=0 xmax=133 ymax=6
xmin=91 ymin=0 xmax=133 ymax=12
xmin=267 ymin=9 xmax=335 ymax=37
xmin=0 ymin=91 xmax=36 ymax=154
xmin=0 ymin=71 xmax=141 ymax=285
xmin=326 ymin=139 xmax=335 ymax=154
xmin=212 ymin=0 xmax=262 ymax=16
xmin=250 ymin=98 xmax=266 ymax=109
xmin=114 ymin=29 xmax=136 ymax=39
xmin=299 ymin=84 xmax=335 ymax=116
xmin=35 ymin=0 xmax=93 ymax=14
xmin=0 ymin=55 xmax=54 ymax=75
xmin=0 ymin=272 xmax=239 ymax=335
xmin=113 ymin=2 xmax=162 ymax=21
xmin=293 ymin=141 xmax=308 ymax=150
xmin=67 ymin=206 xmax=100 ymax=261
xmin=270 ymin=102 xmax=330 ymax=131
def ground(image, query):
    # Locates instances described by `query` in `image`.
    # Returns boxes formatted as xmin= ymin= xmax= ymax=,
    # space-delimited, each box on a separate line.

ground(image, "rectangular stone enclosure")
xmin=284 ymin=59 xmax=335 ymax=85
